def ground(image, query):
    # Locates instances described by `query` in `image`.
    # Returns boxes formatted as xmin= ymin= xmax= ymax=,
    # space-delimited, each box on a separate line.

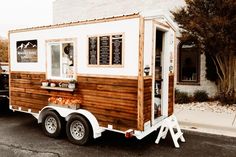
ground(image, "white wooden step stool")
xmin=155 ymin=115 xmax=185 ymax=148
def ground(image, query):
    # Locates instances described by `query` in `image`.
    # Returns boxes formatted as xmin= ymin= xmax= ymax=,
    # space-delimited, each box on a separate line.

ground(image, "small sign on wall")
xmin=16 ymin=40 xmax=37 ymax=62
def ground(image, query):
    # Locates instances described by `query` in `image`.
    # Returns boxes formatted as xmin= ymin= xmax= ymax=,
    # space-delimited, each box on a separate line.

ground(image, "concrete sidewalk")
xmin=175 ymin=107 xmax=236 ymax=137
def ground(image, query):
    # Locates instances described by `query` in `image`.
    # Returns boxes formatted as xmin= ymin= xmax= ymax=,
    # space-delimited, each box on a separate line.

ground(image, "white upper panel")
xmin=10 ymin=18 xmax=140 ymax=76
xmin=143 ymin=20 xmax=153 ymax=74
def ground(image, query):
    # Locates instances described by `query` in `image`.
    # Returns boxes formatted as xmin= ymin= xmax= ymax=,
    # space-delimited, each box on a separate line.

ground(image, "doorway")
xmin=152 ymin=29 xmax=165 ymax=122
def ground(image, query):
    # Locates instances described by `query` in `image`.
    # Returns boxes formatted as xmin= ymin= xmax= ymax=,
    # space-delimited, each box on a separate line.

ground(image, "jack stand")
xmin=155 ymin=115 xmax=185 ymax=148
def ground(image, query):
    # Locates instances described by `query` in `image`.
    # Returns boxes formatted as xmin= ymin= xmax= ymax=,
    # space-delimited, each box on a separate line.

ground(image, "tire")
xmin=66 ymin=115 xmax=92 ymax=145
xmin=42 ymin=110 xmax=63 ymax=138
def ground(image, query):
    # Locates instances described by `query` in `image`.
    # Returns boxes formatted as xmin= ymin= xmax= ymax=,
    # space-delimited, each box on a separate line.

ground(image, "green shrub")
xmin=193 ymin=90 xmax=209 ymax=102
xmin=175 ymin=89 xmax=191 ymax=104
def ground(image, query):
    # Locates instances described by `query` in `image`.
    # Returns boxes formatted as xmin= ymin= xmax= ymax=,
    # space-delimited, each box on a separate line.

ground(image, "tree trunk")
xmin=213 ymin=55 xmax=235 ymax=104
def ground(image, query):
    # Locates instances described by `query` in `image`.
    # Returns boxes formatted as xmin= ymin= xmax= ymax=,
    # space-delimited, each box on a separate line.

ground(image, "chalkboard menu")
xmin=99 ymin=36 xmax=110 ymax=65
xmin=112 ymin=35 xmax=122 ymax=65
xmin=88 ymin=37 xmax=97 ymax=64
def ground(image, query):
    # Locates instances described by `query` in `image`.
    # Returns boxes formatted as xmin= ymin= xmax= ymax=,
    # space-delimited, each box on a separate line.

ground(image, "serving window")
xmin=47 ymin=39 xmax=76 ymax=80
xmin=88 ymin=34 xmax=123 ymax=66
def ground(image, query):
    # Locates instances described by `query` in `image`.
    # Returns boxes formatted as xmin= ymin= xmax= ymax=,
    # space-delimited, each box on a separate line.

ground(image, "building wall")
xmin=53 ymin=0 xmax=186 ymax=24
xmin=175 ymin=53 xmax=217 ymax=97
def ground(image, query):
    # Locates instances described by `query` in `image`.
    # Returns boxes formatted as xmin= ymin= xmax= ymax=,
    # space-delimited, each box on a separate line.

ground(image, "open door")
xmin=152 ymin=27 xmax=167 ymax=124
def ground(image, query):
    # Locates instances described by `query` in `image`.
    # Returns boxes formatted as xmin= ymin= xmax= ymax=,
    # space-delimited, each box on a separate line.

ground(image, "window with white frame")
xmin=47 ymin=40 xmax=76 ymax=80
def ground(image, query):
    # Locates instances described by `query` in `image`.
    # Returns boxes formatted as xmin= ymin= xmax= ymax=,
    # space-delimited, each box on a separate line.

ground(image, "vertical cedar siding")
xmin=168 ymin=74 xmax=174 ymax=115
xmin=143 ymin=78 xmax=152 ymax=123
xmin=10 ymin=72 xmax=138 ymax=131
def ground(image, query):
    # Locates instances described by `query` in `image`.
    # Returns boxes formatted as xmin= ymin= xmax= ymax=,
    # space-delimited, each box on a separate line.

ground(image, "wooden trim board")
xmin=137 ymin=16 xmax=145 ymax=130
xmin=8 ymin=32 xmax=12 ymax=106
xmin=77 ymin=73 xmax=138 ymax=79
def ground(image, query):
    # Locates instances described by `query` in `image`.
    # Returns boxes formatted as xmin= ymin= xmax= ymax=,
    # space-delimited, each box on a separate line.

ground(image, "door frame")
xmin=151 ymin=21 xmax=170 ymax=125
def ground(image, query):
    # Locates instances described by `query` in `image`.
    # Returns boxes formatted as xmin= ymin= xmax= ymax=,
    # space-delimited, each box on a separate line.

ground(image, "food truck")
xmin=8 ymin=14 xmax=184 ymax=147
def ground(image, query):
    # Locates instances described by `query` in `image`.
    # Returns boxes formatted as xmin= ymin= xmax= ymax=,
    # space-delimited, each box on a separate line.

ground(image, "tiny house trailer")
xmin=9 ymin=14 xmax=184 ymax=147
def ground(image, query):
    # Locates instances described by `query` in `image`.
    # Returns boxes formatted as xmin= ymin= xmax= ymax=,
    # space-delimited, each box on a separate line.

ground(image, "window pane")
xmin=88 ymin=37 xmax=97 ymax=65
xmin=62 ymin=43 xmax=74 ymax=78
xmin=112 ymin=35 xmax=122 ymax=65
xmin=51 ymin=45 xmax=60 ymax=77
xmin=180 ymin=44 xmax=198 ymax=81
xmin=99 ymin=36 xmax=110 ymax=65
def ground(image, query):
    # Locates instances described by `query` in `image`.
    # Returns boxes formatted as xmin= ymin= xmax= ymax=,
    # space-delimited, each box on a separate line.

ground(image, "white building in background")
xmin=53 ymin=0 xmax=217 ymax=97
xmin=53 ymin=0 xmax=185 ymax=24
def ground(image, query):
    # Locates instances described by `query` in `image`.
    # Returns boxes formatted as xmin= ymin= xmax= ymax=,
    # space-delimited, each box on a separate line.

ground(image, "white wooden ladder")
xmin=155 ymin=115 xmax=185 ymax=148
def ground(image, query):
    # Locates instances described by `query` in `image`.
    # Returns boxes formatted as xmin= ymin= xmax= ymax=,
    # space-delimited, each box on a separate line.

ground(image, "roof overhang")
xmin=141 ymin=10 xmax=180 ymax=35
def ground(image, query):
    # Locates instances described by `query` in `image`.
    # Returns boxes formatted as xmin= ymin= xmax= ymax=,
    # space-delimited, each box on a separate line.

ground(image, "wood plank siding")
xmin=10 ymin=72 xmax=48 ymax=113
xmin=77 ymin=76 xmax=138 ymax=131
xmin=168 ymin=74 xmax=174 ymax=116
xmin=144 ymin=78 xmax=152 ymax=123
xmin=10 ymin=72 xmax=139 ymax=131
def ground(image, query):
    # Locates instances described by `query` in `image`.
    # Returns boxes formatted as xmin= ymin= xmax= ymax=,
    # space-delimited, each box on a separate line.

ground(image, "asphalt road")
xmin=0 ymin=111 xmax=236 ymax=157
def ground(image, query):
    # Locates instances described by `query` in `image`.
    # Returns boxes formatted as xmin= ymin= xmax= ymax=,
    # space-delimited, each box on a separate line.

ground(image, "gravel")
xmin=175 ymin=101 xmax=236 ymax=114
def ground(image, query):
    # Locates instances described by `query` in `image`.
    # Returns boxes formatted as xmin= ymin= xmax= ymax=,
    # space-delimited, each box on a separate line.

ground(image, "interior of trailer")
xmin=152 ymin=25 xmax=167 ymax=125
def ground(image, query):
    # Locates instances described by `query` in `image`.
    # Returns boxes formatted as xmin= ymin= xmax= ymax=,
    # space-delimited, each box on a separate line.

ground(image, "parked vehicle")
xmin=0 ymin=63 xmax=9 ymax=113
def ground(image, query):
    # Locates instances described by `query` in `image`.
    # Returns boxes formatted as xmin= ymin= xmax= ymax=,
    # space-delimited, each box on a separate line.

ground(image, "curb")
xmin=179 ymin=121 xmax=236 ymax=137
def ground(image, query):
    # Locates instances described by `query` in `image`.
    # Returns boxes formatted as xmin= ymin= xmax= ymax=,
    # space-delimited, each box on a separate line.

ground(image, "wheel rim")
xmin=45 ymin=116 xmax=57 ymax=134
xmin=70 ymin=120 xmax=85 ymax=140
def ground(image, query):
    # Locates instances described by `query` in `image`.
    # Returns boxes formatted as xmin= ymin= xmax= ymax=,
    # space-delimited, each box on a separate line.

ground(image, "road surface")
xmin=0 ymin=111 xmax=235 ymax=157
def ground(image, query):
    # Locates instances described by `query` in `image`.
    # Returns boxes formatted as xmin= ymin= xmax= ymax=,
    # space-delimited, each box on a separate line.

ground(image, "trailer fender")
xmin=38 ymin=106 xmax=103 ymax=139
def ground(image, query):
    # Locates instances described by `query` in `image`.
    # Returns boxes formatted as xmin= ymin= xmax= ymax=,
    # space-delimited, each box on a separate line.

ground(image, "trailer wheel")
xmin=66 ymin=115 xmax=91 ymax=145
xmin=42 ymin=111 xmax=62 ymax=138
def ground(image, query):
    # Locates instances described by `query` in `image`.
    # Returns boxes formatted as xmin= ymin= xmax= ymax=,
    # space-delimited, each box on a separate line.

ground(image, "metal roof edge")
xmin=9 ymin=13 xmax=140 ymax=34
